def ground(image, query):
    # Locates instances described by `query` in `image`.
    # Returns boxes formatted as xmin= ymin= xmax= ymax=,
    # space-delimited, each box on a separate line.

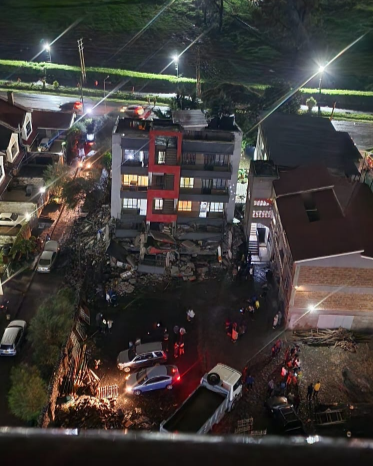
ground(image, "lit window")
xmin=178 ymin=201 xmax=192 ymax=212
xmin=157 ymin=151 xmax=166 ymax=164
xmin=123 ymin=175 xmax=148 ymax=186
xmin=154 ymin=199 xmax=163 ymax=210
xmin=180 ymin=177 xmax=194 ymax=188
xmin=209 ymin=202 xmax=224 ymax=212
xmin=123 ymin=199 xmax=138 ymax=209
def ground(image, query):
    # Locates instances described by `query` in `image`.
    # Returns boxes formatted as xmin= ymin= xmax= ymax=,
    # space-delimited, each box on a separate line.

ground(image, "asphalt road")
xmin=0 ymin=263 xmax=65 ymax=426
xmin=0 ymin=90 xmax=167 ymax=116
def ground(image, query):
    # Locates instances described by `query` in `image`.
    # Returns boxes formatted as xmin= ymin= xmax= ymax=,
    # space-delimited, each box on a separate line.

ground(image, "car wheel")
xmin=134 ymin=390 xmax=141 ymax=396
xmin=166 ymin=384 xmax=173 ymax=390
xmin=124 ymin=367 xmax=131 ymax=373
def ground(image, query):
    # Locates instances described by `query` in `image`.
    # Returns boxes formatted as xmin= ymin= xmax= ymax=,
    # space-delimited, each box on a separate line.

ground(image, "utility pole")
xmin=196 ymin=46 xmax=201 ymax=98
xmin=77 ymin=38 xmax=86 ymax=109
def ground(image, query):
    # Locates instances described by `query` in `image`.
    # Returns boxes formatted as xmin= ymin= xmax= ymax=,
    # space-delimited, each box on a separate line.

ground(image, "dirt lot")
xmin=53 ymin=268 xmax=373 ymax=438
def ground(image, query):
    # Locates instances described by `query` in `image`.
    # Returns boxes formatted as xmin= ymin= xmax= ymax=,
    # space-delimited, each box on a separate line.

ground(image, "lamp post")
xmin=318 ymin=66 xmax=324 ymax=116
xmin=44 ymin=43 xmax=51 ymax=63
xmin=104 ymin=75 xmax=110 ymax=111
xmin=172 ymin=55 xmax=179 ymax=79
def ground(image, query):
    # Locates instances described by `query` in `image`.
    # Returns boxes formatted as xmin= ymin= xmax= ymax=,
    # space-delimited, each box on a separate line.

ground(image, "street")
xmin=0 ymin=267 xmax=65 ymax=426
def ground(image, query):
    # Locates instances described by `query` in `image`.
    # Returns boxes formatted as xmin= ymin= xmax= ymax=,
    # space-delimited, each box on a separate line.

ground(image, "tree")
xmin=306 ymin=96 xmax=317 ymax=112
xmin=43 ymin=163 xmax=71 ymax=197
xmin=61 ymin=170 xmax=100 ymax=210
xmin=10 ymin=237 xmax=37 ymax=261
xmin=8 ymin=364 xmax=47 ymax=422
xmin=262 ymin=82 xmax=301 ymax=114
xmin=29 ymin=289 xmax=75 ymax=374
xmin=101 ymin=151 xmax=112 ymax=171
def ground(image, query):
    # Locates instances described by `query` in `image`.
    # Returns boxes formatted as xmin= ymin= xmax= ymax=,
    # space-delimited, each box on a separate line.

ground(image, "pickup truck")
xmin=160 ymin=363 xmax=242 ymax=434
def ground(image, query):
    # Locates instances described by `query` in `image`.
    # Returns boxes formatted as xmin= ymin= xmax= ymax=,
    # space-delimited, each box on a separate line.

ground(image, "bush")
xmin=53 ymin=80 xmax=59 ymax=89
xmin=8 ymin=364 xmax=47 ymax=422
xmin=306 ymin=96 xmax=317 ymax=112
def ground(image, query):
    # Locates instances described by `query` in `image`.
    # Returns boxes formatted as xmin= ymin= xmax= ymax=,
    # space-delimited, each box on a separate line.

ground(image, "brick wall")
xmin=294 ymin=290 xmax=373 ymax=311
xmin=298 ymin=266 xmax=373 ymax=288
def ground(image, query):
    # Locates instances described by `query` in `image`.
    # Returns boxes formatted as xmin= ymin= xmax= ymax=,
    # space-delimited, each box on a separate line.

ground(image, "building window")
xmin=182 ymin=153 xmax=196 ymax=165
xmin=254 ymin=199 xmax=272 ymax=207
xmin=215 ymin=154 xmax=229 ymax=166
xmin=25 ymin=120 xmax=32 ymax=138
xmin=157 ymin=151 xmax=166 ymax=164
xmin=213 ymin=179 xmax=226 ymax=189
xmin=123 ymin=199 xmax=138 ymax=209
xmin=210 ymin=202 xmax=224 ymax=212
xmin=253 ymin=211 xmax=273 ymax=218
xmin=123 ymin=175 xmax=148 ymax=186
xmin=180 ymin=177 xmax=194 ymax=188
xmin=11 ymin=142 xmax=18 ymax=159
xmin=154 ymin=199 xmax=163 ymax=210
xmin=178 ymin=201 xmax=192 ymax=211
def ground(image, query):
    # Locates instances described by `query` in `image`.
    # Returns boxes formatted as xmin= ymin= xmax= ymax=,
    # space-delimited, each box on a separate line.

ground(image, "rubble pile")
xmin=55 ymin=395 xmax=156 ymax=430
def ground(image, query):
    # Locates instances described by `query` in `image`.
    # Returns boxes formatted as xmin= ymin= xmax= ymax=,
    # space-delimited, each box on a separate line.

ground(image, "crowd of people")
xmin=225 ymin=294 xmax=261 ymax=343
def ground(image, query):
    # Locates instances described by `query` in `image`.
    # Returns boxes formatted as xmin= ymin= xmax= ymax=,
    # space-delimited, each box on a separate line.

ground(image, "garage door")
xmin=317 ymin=315 xmax=354 ymax=329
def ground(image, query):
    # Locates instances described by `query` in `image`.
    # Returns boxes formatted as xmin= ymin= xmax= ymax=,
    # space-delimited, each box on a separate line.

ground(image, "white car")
xmin=119 ymin=104 xmax=145 ymax=117
xmin=38 ymin=138 xmax=53 ymax=152
xmin=37 ymin=240 xmax=59 ymax=273
xmin=0 ymin=320 xmax=27 ymax=356
xmin=0 ymin=213 xmax=26 ymax=227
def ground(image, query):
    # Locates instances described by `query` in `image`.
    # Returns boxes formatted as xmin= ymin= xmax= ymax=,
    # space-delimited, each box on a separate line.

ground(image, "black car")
xmin=266 ymin=396 xmax=304 ymax=434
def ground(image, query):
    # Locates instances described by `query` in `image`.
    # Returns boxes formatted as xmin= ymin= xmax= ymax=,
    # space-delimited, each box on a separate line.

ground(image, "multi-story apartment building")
xmin=244 ymin=113 xmax=362 ymax=262
xmin=111 ymin=111 xmax=242 ymax=240
xmin=271 ymin=164 xmax=373 ymax=330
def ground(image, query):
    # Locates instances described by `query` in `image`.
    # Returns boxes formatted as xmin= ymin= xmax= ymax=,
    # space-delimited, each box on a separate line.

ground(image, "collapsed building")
xmin=110 ymin=110 xmax=242 ymax=274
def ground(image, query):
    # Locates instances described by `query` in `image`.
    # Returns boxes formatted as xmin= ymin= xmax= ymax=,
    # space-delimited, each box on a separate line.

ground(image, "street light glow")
xmin=308 ymin=305 xmax=316 ymax=312
xmin=25 ymin=213 xmax=31 ymax=220
xmin=39 ymin=186 xmax=46 ymax=194
xmin=318 ymin=65 xmax=325 ymax=73
xmin=172 ymin=55 xmax=179 ymax=63
xmin=44 ymin=43 xmax=51 ymax=52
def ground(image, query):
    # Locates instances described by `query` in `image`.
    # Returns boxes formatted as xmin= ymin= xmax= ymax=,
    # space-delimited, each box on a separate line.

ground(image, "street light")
xmin=317 ymin=65 xmax=325 ymax=116
xmin=172 ymin=55 xmax=179 ymax=79
xmin=39 ymin=186 xmax=46 ymax=194
xmin=44 ymin=43 xmax=52 ymax=63
xmin=104 ymin=75 xmax=110 ymax=111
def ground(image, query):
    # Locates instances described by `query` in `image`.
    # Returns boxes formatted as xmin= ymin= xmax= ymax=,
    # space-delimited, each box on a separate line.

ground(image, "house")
xmin=244 ymin=113 xmax=363 ymax=262
xmin=111 ymin=111 xmax=242 ymax=241
xmin=271 ymin=165 xmax=373 ymax=331
xmin=0 ymin=92 xmax=37 ymax=152
xmin=31 ymin=110 xmax=75 ymax=140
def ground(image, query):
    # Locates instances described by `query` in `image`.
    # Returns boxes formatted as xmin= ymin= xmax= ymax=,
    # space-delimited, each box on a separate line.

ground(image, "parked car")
xmin=119 ymin=104 xmax=145 ymax=117
xmin=126 ymin=365 xmax=180 ymax=395
xmin=0 ymin=320 xmax=26 ymax=356
xmin=38 ymin=138 xmax=53 ymax=152
xmin=86 ymin=122 xmax=95 ymax=142
xmin=117 ymin=341 xmax=167 ymax=372
xmin=266 ymin=396 xmax=304 ymax=434
xmin=0 ymin=213 xmax=26 ymax=227
xmin=59 ymin=101 xmax=83 ymax=113
xmin=37 ymin=240 xmax=59 ymax=273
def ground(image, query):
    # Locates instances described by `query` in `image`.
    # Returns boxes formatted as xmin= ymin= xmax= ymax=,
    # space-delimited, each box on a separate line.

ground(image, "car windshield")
xmin=136 ymin=370 xmax=148 ymax=382
xmin=10 ymin=213 xmax=18 ymax=221
xmin=0 ymin=344 xmax=13 ymax=350
xmin=39 ymin=259 xmax=50 ymax=266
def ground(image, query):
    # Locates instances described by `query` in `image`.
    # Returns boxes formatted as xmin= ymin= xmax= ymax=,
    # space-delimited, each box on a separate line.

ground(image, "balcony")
xmin=177 ymin=211 xmax=224 ymax=225
xmin=178 ymin=187 xmax=229 ymax=202
xmin=121 ymin=159 xmax=149 ymax=175
xmin=120 ymin=184 xmax=148 ymax=199
xmin=181 ymin=163 xmax=232 ymax=179
xmin=152 ymin=208 xmax=177 ymax=215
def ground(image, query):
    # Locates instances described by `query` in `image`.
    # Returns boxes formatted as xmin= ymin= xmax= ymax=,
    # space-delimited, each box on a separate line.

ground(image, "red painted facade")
xmin=146 ymin=129 xmax=182 ymax=223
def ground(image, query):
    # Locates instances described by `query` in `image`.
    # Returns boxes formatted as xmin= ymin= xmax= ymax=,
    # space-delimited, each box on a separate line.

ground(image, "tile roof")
xmin=0 ymin=96 xmax=27 ymax=130
xmin=261 ymin=114 xmax=361 ymax=176
xmin=273 ymin=165 xmax=334 ymax=197
xmin=275 ymin=165 xmax=373 ymax=261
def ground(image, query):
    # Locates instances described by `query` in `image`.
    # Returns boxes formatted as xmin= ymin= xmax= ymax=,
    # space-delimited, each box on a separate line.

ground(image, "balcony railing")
xmin=121 ymin=184 xmax=148 ymax=192
xmin=152 ymin=208 xmax=177 ymax=215
xmin=181 ymin=162 xmax=232 ymax=172
xmin=179 ymin=187 xmax=228 ymax=195
xmin=122 ymin=158 xmax=149 ymax=167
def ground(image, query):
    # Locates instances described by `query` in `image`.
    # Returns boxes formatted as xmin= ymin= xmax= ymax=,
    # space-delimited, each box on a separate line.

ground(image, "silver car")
xmin=126 ymin=365 xmax=180 ymax=395
xmin=37 ymin=240 xmax=59 ymax=273
xmin=0 ymin=320 xmax=27 ymax=356
xmin=117 ymin=342 xmax=167 ymax=372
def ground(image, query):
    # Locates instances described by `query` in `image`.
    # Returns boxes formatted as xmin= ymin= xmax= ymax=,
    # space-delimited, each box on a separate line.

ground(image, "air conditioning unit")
xmin=25 ymin=184 xmax=33 ymax=196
